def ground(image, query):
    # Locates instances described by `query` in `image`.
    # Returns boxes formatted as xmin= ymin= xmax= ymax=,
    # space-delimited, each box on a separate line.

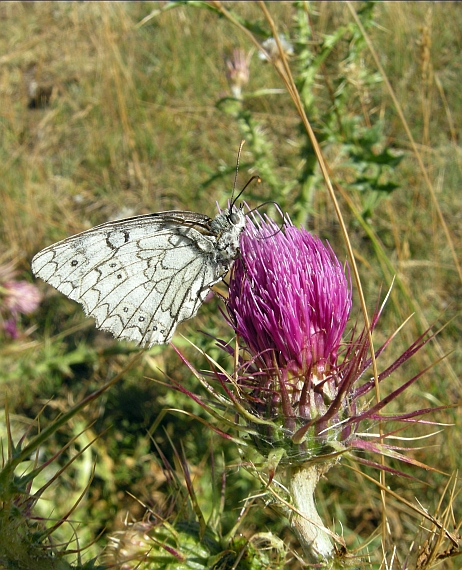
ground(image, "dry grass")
xmin=0 ymin=2 xmax=461 ymax=567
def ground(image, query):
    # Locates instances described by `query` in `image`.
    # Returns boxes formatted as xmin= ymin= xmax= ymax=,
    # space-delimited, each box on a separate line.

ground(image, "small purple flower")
xmin=228 ymin=214 xmax=352 ymax=378
xmin=225 ymin=48 xmax=251 ymax=100
xmin=0 ymin=263 xmax=42 ymax=339
xmin=3 ymin=280 xmax=42 ymax=315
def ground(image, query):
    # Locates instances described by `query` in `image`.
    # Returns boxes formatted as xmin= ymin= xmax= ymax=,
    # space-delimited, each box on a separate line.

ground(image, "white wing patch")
xmin=31 ymin=209 xmax=246 ymax=346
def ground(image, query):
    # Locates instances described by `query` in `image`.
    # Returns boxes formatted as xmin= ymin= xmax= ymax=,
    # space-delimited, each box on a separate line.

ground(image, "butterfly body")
xmin=31 ymin=207 xmax=246 ymax=346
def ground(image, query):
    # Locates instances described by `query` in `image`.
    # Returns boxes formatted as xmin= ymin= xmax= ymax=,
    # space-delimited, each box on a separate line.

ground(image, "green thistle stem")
xmin=288 ymin=463 xmax=334 ymax=564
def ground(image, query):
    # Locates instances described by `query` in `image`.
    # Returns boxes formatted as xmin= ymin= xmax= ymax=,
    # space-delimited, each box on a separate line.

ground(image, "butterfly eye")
xmin=229 ymin=211 xmax=241 ymax=225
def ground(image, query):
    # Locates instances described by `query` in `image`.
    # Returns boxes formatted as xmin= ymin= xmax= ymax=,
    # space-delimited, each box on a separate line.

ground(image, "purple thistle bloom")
xmin=221 ymin=212 xmax=435 ymax=463
xmin=172 ymin=210 xmax=439 ymax=565
xmin=226 ymin=213 xmax=353 ymax=439
xmin=228 ymin=214 xmax=352 ymax=378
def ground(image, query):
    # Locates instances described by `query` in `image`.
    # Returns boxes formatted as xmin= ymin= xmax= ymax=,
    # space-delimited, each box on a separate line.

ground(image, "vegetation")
xmin=0 ymin=2 xmax=461 ymax=568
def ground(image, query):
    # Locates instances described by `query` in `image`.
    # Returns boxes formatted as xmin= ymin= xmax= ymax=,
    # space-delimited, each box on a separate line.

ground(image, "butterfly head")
xmin=211 ymin=205 xmax=246 ymax=232
xmin=210 ymin=206 xmax=246 ymax=261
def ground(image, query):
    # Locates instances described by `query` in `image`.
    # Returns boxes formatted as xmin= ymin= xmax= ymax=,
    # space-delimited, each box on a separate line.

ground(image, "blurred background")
xmin=0 ymin=2 xmax=461 ymax=567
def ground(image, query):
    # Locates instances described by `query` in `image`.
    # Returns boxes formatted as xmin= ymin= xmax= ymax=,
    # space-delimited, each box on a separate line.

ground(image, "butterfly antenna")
xmin=231 ymin=140 xmax=246 ymax=204
xmin=231 ymin=175 xmax=261 ymax=209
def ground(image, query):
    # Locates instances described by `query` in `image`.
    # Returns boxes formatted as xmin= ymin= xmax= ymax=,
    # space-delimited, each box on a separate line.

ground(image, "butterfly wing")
xmin=31 ymin=212 xmax=228 ymax=346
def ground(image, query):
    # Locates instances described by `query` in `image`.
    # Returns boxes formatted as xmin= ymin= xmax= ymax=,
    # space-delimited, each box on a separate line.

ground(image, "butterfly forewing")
xmin=31 ymin=208 xmax=246 ymax=346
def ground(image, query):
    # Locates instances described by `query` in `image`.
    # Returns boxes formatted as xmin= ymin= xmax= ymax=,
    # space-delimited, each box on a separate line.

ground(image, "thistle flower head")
xmin=224 ymin=213 xmax=356 ymax=452
xmin=228 ymin=214 xmax=352 ymax=379
xmin=225 ymin=48 xmax=251 ymax=99
xmin=221 ymin=213 xmax=431 ymax=463
xmin=172 ymin=209 xmax=435 ymax=474
xmin=2 ymin=280 xmax=42 ymax=315
xmin=0 ymin=262 xmax=42 ymax=338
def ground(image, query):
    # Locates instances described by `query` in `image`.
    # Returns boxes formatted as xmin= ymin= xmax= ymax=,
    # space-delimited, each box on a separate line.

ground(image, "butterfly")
xmin=31 ymin=206 xmax=247 ymax=346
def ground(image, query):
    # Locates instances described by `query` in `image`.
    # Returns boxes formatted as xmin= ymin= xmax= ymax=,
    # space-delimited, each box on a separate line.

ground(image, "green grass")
xmin=0 ymin=2 xmax=461 ymax=568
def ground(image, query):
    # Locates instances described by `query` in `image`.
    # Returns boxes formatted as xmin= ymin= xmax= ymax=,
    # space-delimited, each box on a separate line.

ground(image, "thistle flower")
xmin=228 ymin=216 xmax=351 ymax=377
xmin=169 ymin=211 xmax=436 ymax=565
xmin=2 ymin=279 xmax=42 ymax=315
xmin=227 ymin=213 xmax=353 ymax=444
xmin=0 ymin=262 xmax=42 ymax=338
xmin=221 ymin=213 xmax=435 ymax=564
xmin=226 ymin=214 xmax=352 ymax=561
xmin=225 ymin=48 xmax=251 ymax=100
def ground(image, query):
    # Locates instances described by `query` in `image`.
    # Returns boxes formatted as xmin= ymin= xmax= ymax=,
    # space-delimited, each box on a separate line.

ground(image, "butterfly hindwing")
xmin=31 ymin=210 xmax=245 ymax=346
